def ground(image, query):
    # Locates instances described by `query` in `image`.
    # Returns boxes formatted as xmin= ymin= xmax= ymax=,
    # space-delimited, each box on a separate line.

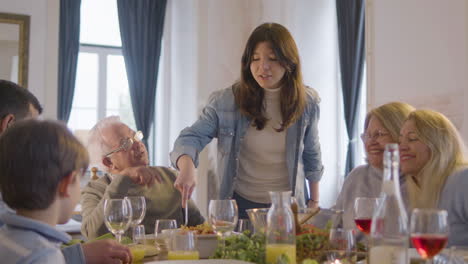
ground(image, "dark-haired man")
xmin=0 ymin=80 xmax=132 ymax=264
xmin=0 ymin=80 xmax=42 ymax=133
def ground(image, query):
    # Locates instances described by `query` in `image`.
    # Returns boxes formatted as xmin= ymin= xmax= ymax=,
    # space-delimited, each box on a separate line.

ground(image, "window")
xmin=68 ymin=0 xmax=135 ymax=133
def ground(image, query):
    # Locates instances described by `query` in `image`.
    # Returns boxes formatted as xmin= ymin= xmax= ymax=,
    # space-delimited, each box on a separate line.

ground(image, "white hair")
xmin=87 ymin=116 xmax=122 ymax=172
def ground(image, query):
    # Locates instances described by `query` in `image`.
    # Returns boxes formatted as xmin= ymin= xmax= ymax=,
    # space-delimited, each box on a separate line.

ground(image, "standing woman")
xmin=399 ymin=109 xmax=468 ymax=245
xmin=170 ymin=23 xmax=324 ymax=218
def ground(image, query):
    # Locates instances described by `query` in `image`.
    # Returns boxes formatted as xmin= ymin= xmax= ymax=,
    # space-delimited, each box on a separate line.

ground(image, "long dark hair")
xmin=234 ymin=23 xmax=306 ymax=132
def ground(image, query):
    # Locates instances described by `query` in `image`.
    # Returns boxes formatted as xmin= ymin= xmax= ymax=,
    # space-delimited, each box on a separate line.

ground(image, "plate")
xmin=146 ymin=260 xmax=255 ymax=264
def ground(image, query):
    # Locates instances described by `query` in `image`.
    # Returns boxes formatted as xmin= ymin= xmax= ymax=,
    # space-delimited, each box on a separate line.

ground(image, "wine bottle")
xmin=369 ymin=143 xmax=409 ymax=264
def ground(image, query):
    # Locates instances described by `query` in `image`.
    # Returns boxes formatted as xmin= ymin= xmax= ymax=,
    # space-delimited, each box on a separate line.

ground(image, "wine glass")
xmin=410 ymin=208 xmax=449 ymax=263
xmin=124 ymin=196 xmax=146 ymax=243
xmin=354 ymin=197 xmax=379 ymax=235
xmin=327 ymin=228 xmax=356 ymax=263
xmin=208 ymin=199 xmax=238 ymax=255
xmin=104 ymin=198 xmax=132 ymax=243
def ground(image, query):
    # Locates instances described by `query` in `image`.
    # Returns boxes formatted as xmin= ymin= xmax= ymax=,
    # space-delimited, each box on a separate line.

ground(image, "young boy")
xmin=0 ymin=120 xmax=89 ymax=263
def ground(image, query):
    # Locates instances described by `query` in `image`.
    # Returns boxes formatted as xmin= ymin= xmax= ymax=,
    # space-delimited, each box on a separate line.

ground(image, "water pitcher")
xmin=266 ymin=191 xmax=296 ymax=264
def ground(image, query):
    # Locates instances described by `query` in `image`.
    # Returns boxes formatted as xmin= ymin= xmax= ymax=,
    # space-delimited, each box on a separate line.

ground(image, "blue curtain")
xmin=116 ymin=0 xmax=167 ymax=148
xmin=336 ymin=0 xmax=366 ymax=176
xmin=57 ymin=0 xmax=81 ymax=122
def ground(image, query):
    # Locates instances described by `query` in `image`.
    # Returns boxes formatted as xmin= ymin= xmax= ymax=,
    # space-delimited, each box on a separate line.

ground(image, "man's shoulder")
xmin=82 ymin=173 xmax=111 ymax=193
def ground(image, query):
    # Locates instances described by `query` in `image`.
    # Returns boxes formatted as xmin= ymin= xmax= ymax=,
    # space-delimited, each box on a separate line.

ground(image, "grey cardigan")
xmin=438 ymin=167 xmax=468 ymax=246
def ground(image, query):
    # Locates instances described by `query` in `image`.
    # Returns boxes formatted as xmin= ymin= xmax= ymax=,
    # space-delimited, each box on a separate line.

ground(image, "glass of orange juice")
xmin=167 ymin=230 xmax=200 ymax=260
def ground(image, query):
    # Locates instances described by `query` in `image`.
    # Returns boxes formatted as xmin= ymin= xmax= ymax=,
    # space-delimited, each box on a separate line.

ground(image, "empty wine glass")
xmin=104 ymin=198 xmax=132 ymax=243
xmin=208 ymin=199 xmax=238 ymax=255
xmin=410 ymin=208 xmax=449 ymax=263
xmin=125 ymin=196 xmax=146 ymax=243
xmin=327 ymin=228 xmax=356 ymax=263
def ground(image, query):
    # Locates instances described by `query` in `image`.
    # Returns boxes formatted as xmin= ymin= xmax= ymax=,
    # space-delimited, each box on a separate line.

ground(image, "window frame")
xmin=74 ymin=43 xmax=124 ymax=124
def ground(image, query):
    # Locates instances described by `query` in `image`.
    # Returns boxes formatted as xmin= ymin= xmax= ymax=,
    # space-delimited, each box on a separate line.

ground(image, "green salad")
xmin=211 ymin=223 xmax=332 ymax=264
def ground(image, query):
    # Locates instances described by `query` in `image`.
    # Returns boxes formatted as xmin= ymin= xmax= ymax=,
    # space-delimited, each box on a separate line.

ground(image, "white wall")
xmin=367 ymin=0 xmax=468 ymax=141
xmin=0 ymin=0 xmax=59 ymax=119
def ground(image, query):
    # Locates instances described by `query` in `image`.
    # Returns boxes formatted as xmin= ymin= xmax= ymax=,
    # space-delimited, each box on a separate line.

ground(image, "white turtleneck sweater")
xmin=234 ymin=87 xmax=290 ymax=203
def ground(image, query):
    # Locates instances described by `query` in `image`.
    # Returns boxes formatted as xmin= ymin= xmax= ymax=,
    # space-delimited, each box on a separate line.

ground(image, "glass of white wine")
xmin=104 ymin=198 xmax=132 ymax=243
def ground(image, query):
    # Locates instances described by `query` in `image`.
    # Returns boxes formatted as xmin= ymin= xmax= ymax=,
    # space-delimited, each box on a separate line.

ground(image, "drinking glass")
xmin=354 ymin=197 xmax=379 ymax=254
xmin=208 ymin=199 xmax=238 ymax=255
xmin=410 ymin=208 xmax=449 ymax=263
xmin=104 ymin=198 xmax=132 ymax=243
xmin=155 ymin=219 xmax=177 ymax=250
xmin=125 ymin=196 xmax=146 ymax=243
xmin=354 ymin=197 xmax=379 ymax=235
xmin=208 ymin=199 xmax=238 ymax=234
xmin=155 ymin=219 xmax=177 ymax=234
xmin=133 ymin=224 xmax=146 ymax=244
xmin=167 ymin=230 xmax=200 ymax=260
xmin=327 ymin=228 xmax=356 ymax=263
xmin=236 ymin=219 xmax=253 ymax=234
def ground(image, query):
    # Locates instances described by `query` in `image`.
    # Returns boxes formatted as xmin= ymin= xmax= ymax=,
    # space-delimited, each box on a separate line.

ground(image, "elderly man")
xmin=81 ymin=116 xmax=204 ymax=239
xmin=0 ymin=80 xmax=132 ymax=264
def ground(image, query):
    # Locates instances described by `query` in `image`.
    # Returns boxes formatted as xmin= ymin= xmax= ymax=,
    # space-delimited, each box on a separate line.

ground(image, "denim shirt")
xmin=0 ymin=197 xmax=85 ymax=264
xmin=170 ymin=85 xmax=324 ymax=207
xmin=0 ymin=212 xmax=71 ymax=264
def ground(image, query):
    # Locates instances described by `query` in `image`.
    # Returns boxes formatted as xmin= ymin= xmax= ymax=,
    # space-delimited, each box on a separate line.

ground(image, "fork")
xmin=184 ymin=200 xmax=188 ymax=226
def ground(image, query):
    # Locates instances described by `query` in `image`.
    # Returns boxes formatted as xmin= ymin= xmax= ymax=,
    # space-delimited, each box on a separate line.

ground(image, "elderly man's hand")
xmin=120 ymin=166 xmax=162 ymax=187
xmin=82 ymin=239 xmax=132 ymax=264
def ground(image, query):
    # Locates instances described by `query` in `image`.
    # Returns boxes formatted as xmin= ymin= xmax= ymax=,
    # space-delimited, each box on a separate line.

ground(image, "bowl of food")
xmin=181 ymin=223 xmax=218 ymax=258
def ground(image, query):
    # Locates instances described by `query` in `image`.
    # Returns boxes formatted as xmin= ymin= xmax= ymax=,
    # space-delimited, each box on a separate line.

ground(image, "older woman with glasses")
xmin=334 ymin=102 xmax=414 ymax=231
xmin=400 ymin=109 xmax=468 ymax=246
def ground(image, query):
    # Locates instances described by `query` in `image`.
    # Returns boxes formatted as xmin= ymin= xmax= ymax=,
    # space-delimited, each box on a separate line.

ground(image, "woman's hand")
xmin=174 ymin=155 xmax=197 ymax=208
xmin=307 ymin=199 xmax=319 ymax=209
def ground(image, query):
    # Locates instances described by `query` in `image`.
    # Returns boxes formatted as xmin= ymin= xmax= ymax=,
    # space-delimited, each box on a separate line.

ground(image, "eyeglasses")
xmin=360 ymin=130 xmax=390 ymax=142
xmin=105 ymin=131 xmax=144 ymax=157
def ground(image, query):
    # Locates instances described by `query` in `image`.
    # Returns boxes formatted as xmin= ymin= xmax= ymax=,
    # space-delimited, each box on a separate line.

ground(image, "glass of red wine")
xmin=410 ymin=208 xmax=449 ymax=263
xmin=354 ymin=197 xmax=379 ymax=235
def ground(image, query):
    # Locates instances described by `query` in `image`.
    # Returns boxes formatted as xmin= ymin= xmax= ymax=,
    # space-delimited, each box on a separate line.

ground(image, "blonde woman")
xmin=399 ymin=109 xmax=468 ymax=246
xmin=335 ymin=102 xmax=414 ymax=230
